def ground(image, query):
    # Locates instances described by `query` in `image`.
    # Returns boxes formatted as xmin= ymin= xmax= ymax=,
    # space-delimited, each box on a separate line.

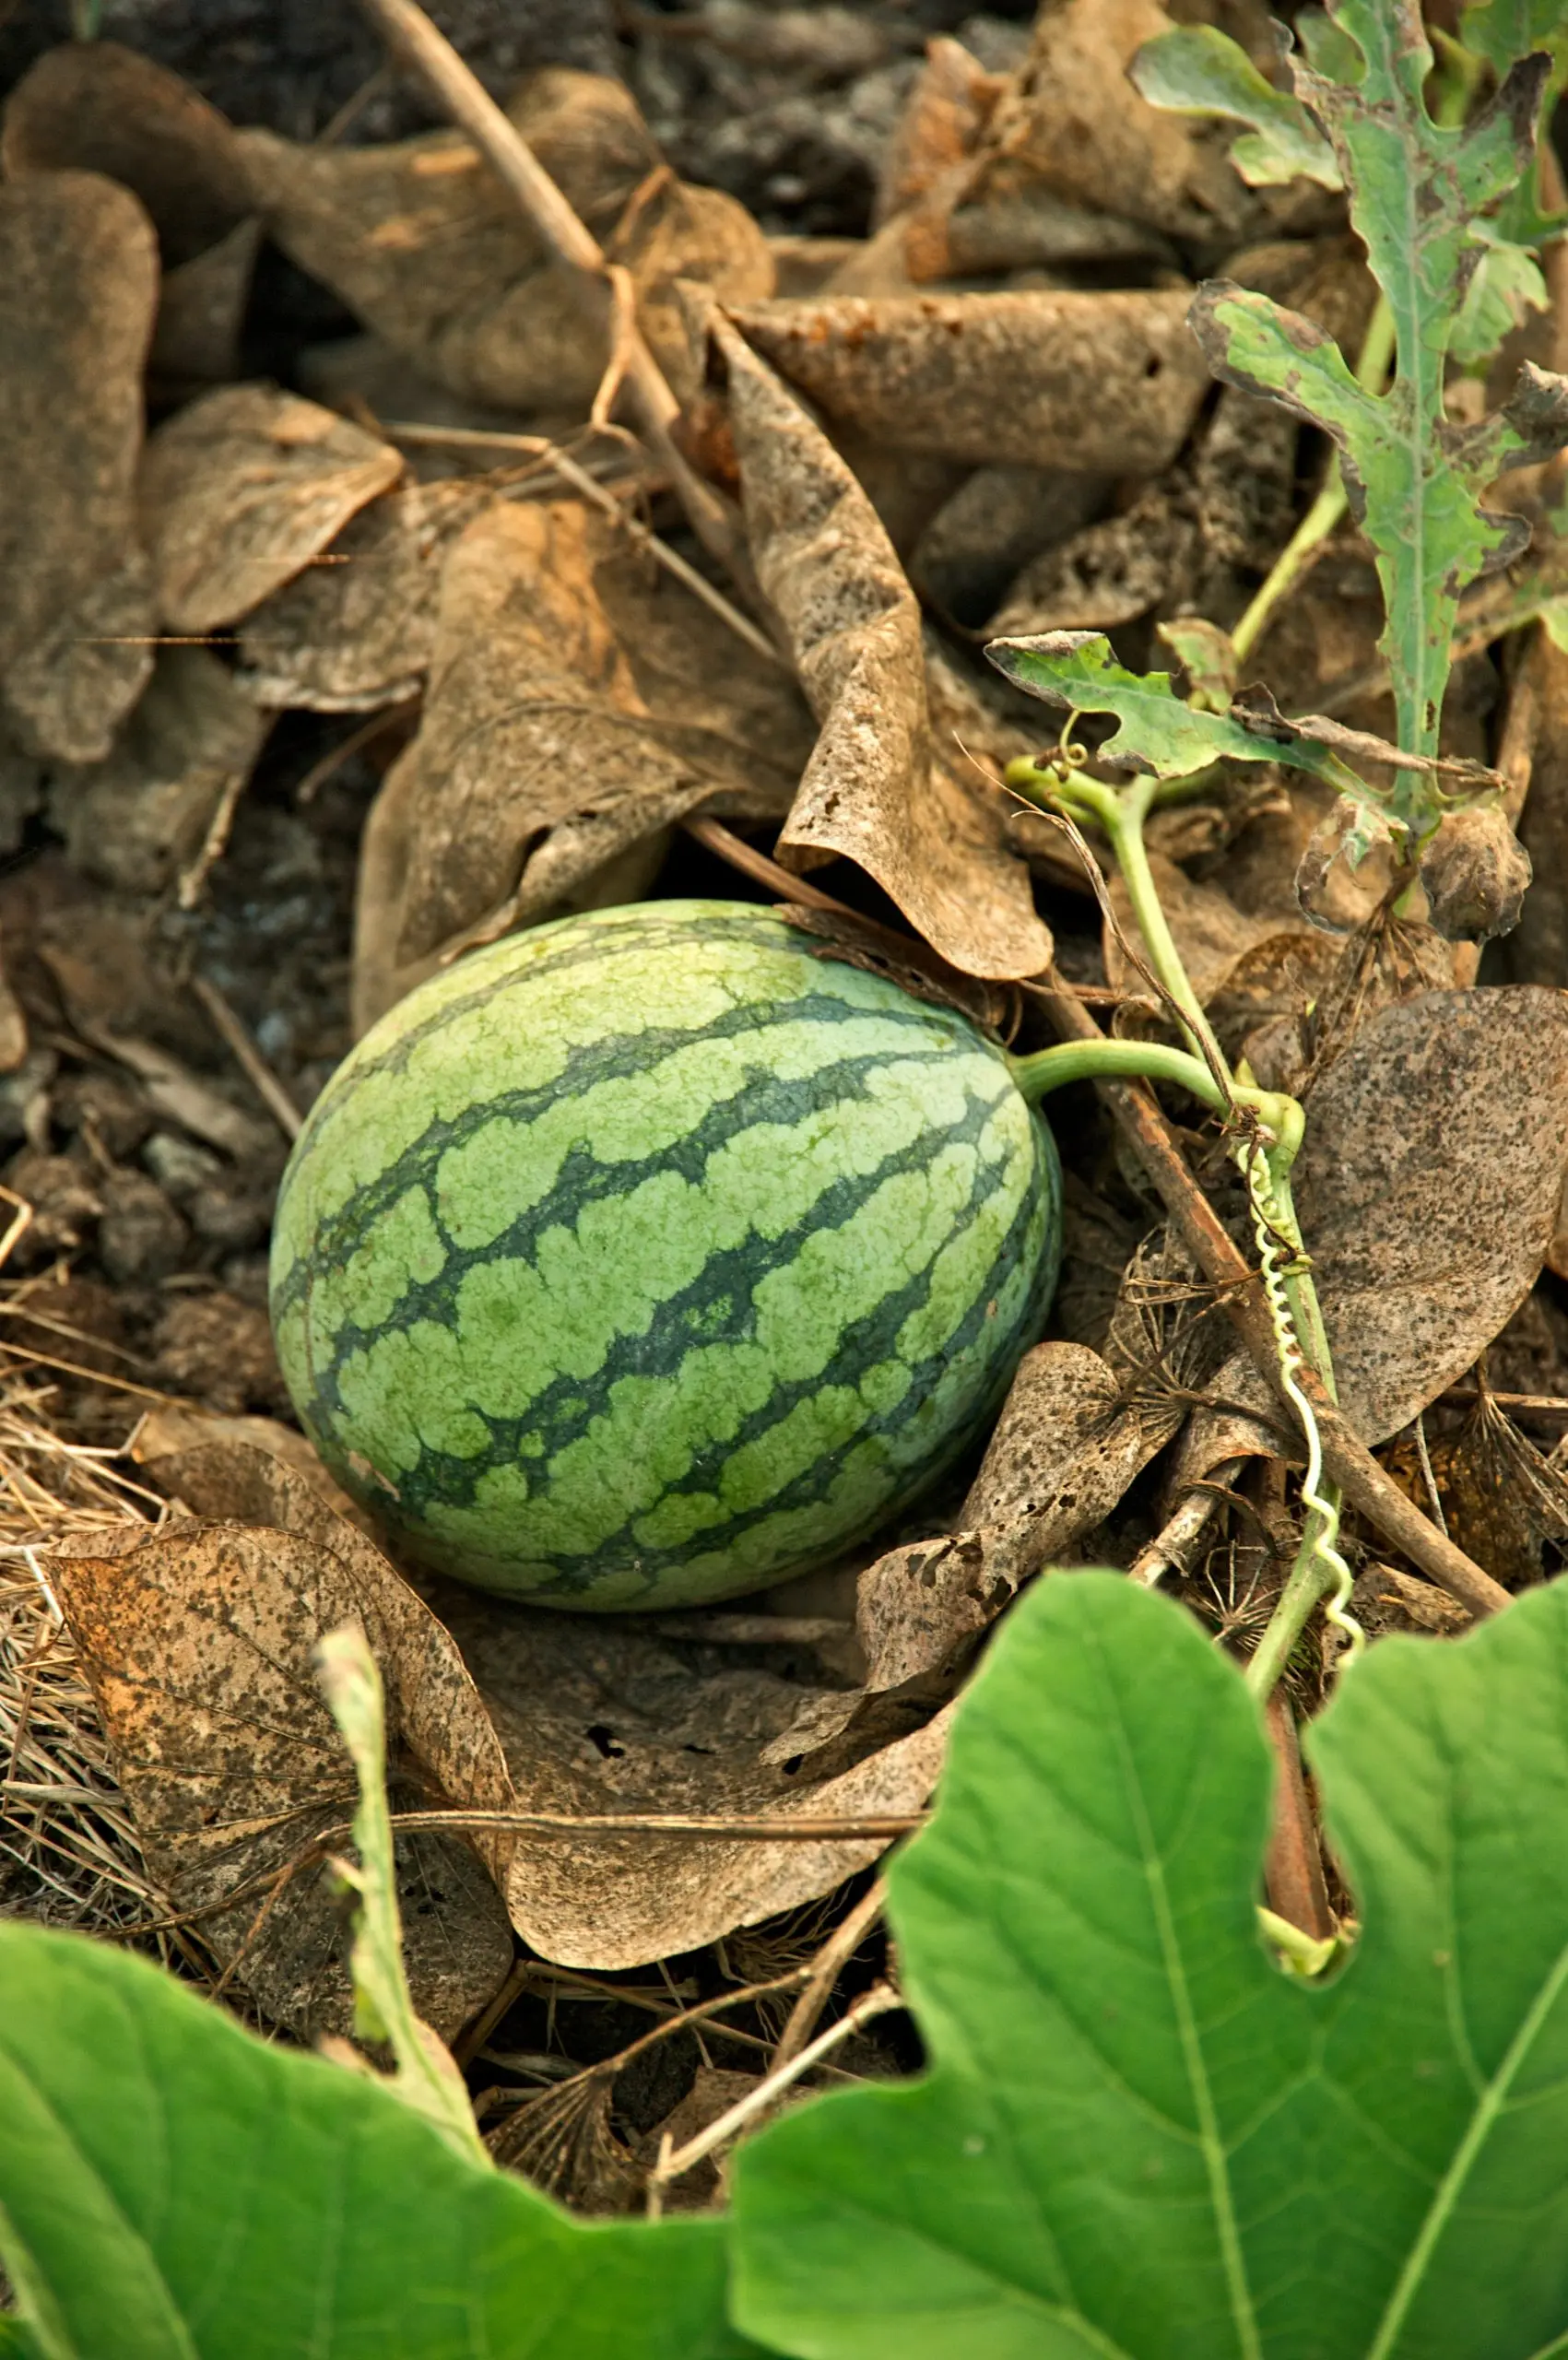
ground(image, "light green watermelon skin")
xmin=270 ymin=901 xmax=1061 ymax=1611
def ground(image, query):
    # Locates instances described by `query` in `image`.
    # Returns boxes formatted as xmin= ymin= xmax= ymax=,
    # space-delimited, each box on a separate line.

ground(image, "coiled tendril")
xmin=1244 ymin=1142 xmax=1364 ymax=1666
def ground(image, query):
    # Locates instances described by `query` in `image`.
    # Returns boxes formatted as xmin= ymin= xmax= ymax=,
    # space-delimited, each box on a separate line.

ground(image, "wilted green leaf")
xmin=986 ymin=628 xmax=1362 ymax=789
xmin=0 ymin=1924 xmax=752 ymax=2360
xmin=733 ymin=1571 xmax=1568 ymax=2359
xmin=1129 ymin=26 xmax=1339 ymax=187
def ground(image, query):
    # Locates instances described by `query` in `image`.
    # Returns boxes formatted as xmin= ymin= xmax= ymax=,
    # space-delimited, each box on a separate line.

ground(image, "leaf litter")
xmin=7 ymin=0 xmax=1568 ymax=2230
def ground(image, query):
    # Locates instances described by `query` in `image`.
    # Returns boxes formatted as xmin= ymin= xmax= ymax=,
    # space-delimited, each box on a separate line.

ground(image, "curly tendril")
xmin=1243 ymin=1143 xmax=1364 ymax=1666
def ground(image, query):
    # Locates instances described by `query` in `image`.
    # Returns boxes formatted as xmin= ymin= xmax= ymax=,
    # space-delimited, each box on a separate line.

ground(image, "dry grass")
xmin=0 ymin=1372 xmax=168 ymax=1949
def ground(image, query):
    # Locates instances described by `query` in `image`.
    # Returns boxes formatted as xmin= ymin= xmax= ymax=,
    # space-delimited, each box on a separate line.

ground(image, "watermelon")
xmin=270 ymin=901 xmax=1061 ymax=1611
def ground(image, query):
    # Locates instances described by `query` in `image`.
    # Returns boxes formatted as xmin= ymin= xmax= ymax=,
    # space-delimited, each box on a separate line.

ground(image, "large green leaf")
xmin=0 ymin=1925 xmax=752 ymax=2360
xmin=731 ymin=1571 xmax=1568 ymax=2359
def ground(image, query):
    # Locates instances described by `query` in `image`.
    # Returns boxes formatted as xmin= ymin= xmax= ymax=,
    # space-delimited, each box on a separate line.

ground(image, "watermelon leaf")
xmin=1187 ymin=2 xmax=1565 ymax=776
xmin=1128 ymin=25 xmax=1339 ymax=188
xmin=985 ymin=627 xmax=1362 ymax=789
xmin=0 ymin=1922 xmax=754 ymax=2360
xmin=731 ymin=1571 xmax=1568 ymax=2360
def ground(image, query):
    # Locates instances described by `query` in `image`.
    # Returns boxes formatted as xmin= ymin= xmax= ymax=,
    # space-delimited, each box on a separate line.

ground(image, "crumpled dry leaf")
xmin=132 ymin=1400 xmax=374 ymax=1535
xmin=2 ymin=40 xmax=251 ymax=266
xmin=0 ymin=171 xmax=158 ymax=761
xmin=839 ymin=1342 xmax=1177 ymax=1707
xmin=713 ymin=315 xmax=1052 ymax=981
xmin=987 ymin=383 xmax=1298 ymax=637
xmin=52 ymin=1470 xmax=516 ymax=2042
xmin=873 ymin=35 xmax=996 ymax=227
xmin=238 ymin=475 xmax=497 ymax=712
xmin=1 ymin=39 xmax=258 ymax=389
xmin=726 ymin=289 xmax=1209 ymax=475
xmin=1199 ymin=989 xmax=1568 ymax=1462
xmin=140 ymin=384 xmax=404 ymax=636
xmin=240 ymin=69 xmax=772 ymax=416
xmin=140 ymin=1428 xmax=953 ymax=1974
xmin=353 ymin=495 xmax=808 ymax=1011
xmin=966 ymin=0 xmax=1281 ymax=254
xmin=47 ymin=646 xmax=269 ymax=896
xmin=433 ymin=1583 xmax=951 ymax=1973
xmin=1425 ymin=1386 xmax=1568 ymax=1590
xmin=911 ymin=467 xmax=1112 ymax=631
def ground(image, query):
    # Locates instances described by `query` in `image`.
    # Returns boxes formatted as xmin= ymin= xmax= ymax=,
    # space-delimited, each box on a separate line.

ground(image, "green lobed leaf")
xmin=1457 ymin=0 xmax=1568 ymax=84
xmin=0 ymin=1924 xmax=754 ymax=2360
xmin=985 ymin=628 xmax=1362 ymax=791
xmin=732 ymin=1570 xmax=1568 ymax=2360
xmin=1129 ymin=27 xmax=1339 ymax=187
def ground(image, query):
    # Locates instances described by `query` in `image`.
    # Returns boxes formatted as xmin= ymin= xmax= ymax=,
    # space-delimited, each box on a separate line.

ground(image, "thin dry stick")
xmin=772 ymin=1878 xmax=887 ymax=2072
xmin=371 ymin=1806 xmax=925 ymax=1844
xmin=176 ymin=768 xmax=250 ymax=911
xmin=189 ymin=975 xmax=303 ymax=1143
xmin=293 ymin=702 xmax=417 ymax=807
xmin=684 ymin=814 xmax=861 ymax=914
xmin=385 ymin=420 xmax=781 ymax=666
xmin=650 ymin=1982 xmax=902 ymax=2193
xmin=354 ymin=0 xmax=755 ymax=593
xmin=1128 ymin=1458 xmax=1247 ymax=1589
xmin=502 ymin=433 xmax=781 ymax=669
xmin=1038 ymin=985 xmax=1510 ymax=1618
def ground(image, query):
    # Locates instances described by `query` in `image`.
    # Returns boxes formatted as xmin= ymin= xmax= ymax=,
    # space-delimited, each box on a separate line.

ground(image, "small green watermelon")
xmin=270 ymin=901 xmax=1061 ymax=1610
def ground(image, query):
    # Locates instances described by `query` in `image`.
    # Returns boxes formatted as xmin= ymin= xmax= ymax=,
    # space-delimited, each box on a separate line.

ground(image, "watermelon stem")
xmin=1005 ymin=751 xmax=1365 ymax=1691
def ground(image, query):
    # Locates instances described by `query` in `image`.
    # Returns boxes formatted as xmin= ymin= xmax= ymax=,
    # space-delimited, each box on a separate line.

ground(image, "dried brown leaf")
xmin=238 ymin=476 xmax=497 ymax=712
xmin=1218 ymin=989 xmax=1568 ymax=1451
xmin=47 ymin=647 xmax=269 ymax=896
xmin=0 ymin=172 xmax=158 ymax=761
xmin=133 ymin=1401 xmax=375 ymax=1535
xmin=2 ymin=41 xmax=251 ymax=269
xmin=239 ymin=70 xmax=771 ymax=416
xmin=873 ymin=35 xmax=996 ymax=230
xmin=713 ymin=315 xmax=1052 ymax=980
xmin=52 ymin=1481 xmax=516 ymax=2041
xmin=843 ymin=1342 xmax=1176 ymax=1704
xmin=355 ymin=497 xmax=807 ymax=1001
xmin=1511 ymin=627 xmax=1568 ymax=987
xmin=1426 ymin=1388 xmax=1568 ymax=1589
xmin=140 ymin=384 xmax=404 ymax=636
xmin=967 ymin=0 xmax=1275 ymax=253
xmin=4 ymin=43 xmax=260 ymax=389
xmin=433 ymin=1584 xmax=951 ymax=1972
xmin=152 ymin=218 xmax=264 ymax=391
xmin=726 ymin=289 xmax=1209 ymax=475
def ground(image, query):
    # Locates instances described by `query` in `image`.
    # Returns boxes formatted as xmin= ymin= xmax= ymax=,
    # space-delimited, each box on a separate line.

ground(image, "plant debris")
xmin=6 ymin=0 xmax=1568 ymax=2235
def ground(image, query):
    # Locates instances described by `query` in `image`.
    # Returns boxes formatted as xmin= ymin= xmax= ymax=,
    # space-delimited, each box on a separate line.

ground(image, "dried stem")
xmin=771 ymin=1879 xmax=886 ymax=2071
xmin=353 ymin=0 xmax=758 ymax=596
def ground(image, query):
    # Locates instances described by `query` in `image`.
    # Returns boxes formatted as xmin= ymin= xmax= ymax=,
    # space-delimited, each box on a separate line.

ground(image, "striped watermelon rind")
xmin=270 ymin=901 xmax=1061 ymax=1611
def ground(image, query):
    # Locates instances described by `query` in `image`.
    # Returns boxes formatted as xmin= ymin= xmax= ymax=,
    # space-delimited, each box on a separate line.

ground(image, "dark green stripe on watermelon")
xmin=270 ymin=901 xmax=1061 ymax=1611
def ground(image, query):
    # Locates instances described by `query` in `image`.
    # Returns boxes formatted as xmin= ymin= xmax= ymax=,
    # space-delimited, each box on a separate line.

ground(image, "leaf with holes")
xmin=732 ymin=1570 xmax=1568 ymax=2359
xmin=986 ymin=628 xmax=1362 ymax=789
xmin=1185 ymin=0 xmax=1568 ymax=789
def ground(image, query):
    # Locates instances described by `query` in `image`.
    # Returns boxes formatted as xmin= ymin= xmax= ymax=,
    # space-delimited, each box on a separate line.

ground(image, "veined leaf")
xmin=1128 ymin=26 xmax=1339 ymax=187
xmin=986 ymin=629 xmax=1363 ymax=791
xmin=0 ymin=1925 xmax=753 ymax=2360
xmin=733 ymin=1571 xmax=1568 ymax=2359
xmin=1190 ymin=274 xmax=1568 ymax=792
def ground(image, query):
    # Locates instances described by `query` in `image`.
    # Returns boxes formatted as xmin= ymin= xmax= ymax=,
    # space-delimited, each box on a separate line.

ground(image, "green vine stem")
xmin=1230 ymin=296 xmax=1396 ymax=666
xmin=1004 ymin=753 xmax=1365 ymax=1691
